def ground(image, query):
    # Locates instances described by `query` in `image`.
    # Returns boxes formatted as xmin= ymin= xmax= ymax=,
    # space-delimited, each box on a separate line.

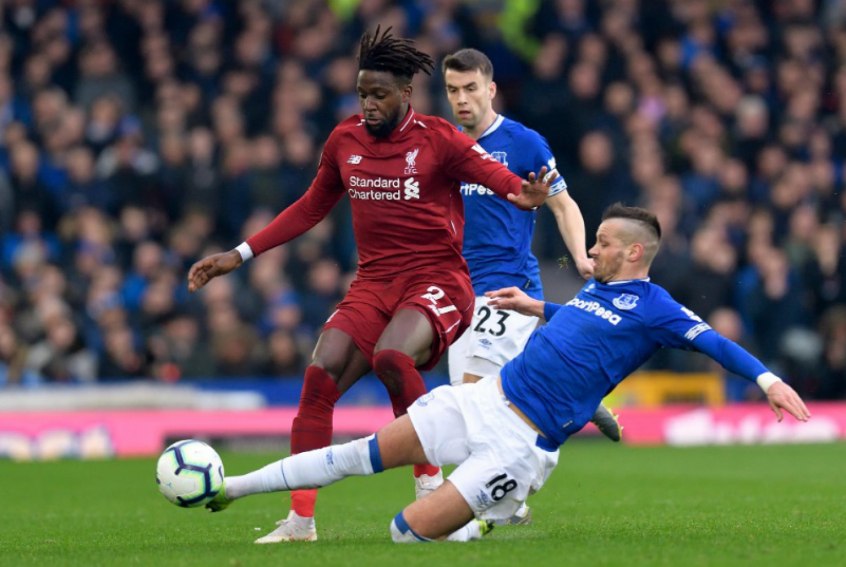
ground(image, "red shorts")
xmin=323 ymin=270 xmax=474 ymax=370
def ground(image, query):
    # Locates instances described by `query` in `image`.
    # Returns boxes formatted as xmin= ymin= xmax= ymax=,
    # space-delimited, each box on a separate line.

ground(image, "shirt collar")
xmin=378 ymin=106 xmax=417 ymax=142
xmin=478 ymin=114 xmax=504 ymax=140
xmin=606 ymin=277 xmax=650 ymax=285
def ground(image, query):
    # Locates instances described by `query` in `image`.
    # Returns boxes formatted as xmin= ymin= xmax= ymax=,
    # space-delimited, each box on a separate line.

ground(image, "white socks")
xmin=390 ymin=511 xmax=484 ymax=543
xmin=225 ymin=435 xmax=378 ymax=500
xmin=390 ymin=513 xmax=432 ymax=543
xmin=222 ymin=435 xmax=487 ymax=545
xmin=225 ymin=460 xmax=289 ymax=499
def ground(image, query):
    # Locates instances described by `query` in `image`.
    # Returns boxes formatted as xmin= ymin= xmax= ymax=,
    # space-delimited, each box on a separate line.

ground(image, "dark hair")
xmin=601 ymin=203 xmax=662 ymax=240
xmin=441 ymin=48 xmax=494 ymax=79
xmin=358 ymin=26 xmax=434 ymax=83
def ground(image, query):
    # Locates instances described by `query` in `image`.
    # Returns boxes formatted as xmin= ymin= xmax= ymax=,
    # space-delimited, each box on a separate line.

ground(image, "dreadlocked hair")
xmin=358 ymin=26 xmax=435 ymax=82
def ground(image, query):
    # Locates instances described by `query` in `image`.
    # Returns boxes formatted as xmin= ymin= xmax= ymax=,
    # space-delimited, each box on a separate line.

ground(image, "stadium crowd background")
xmin=0 ymin=0 xmax=844 ymax=402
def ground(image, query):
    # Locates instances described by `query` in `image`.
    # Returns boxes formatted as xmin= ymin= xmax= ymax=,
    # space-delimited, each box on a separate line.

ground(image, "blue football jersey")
xmin=501 ymin=278 xmax=725 ymax=448
xmin=460 ymin=115 xmax=567 ymax=299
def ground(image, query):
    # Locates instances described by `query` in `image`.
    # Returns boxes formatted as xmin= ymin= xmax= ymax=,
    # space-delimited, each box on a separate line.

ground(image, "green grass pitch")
xmin=1 ymin=441 xmax=842 ymax=567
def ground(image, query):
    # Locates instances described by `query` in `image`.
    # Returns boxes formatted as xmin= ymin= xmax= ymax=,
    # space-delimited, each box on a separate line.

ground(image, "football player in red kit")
xmin=187 ymin=27 xmax=556 ymax=543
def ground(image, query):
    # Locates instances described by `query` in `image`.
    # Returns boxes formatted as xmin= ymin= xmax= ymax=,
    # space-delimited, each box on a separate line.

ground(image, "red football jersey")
xmin=247 ymin=108 xmax=524 ymax=280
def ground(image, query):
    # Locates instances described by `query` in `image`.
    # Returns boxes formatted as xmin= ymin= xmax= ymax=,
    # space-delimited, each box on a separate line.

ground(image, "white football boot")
xmin=254 ymin=510 xmax=318 ymax=543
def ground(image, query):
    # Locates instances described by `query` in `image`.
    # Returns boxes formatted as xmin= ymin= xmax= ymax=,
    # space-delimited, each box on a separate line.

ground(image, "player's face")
xmin=444 ymin=68 xmax=495 ymax=134
xmin=588 ymin=220 xmax=629 ymax=283
xmin=357 ymin=70 xmax=411 ymax=138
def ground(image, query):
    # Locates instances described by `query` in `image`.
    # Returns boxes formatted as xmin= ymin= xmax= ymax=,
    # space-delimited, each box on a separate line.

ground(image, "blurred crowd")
xmin=0 ymin=0 xmax=844 ymax=401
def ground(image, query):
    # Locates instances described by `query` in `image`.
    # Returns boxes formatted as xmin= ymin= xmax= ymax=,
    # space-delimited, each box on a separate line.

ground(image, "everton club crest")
xmin=612 ymin=293 xmax=639 ymax=310
xmin=490 ymin=151 xmax=508 ymax=166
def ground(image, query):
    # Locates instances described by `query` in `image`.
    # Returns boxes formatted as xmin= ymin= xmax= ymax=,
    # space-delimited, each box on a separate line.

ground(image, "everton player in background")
xmin=442 ymin=49 xmax=621 ymax=525
xmin=187 ymin=27 xmax=557 ymax=543
xmin=204 ymin=204 xmax=810 ymax=543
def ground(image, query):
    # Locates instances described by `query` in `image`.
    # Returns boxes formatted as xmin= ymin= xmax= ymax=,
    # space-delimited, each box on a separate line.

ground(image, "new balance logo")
xmin=347 ymin=155 xmax=363 ymax=164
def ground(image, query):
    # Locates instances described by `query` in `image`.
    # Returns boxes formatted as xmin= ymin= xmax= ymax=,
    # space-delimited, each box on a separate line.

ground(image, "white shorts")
xmin=448 ymin=296 xmax=539 ymax=385
xmin=407 ymin=376 xmax=559 ymax=521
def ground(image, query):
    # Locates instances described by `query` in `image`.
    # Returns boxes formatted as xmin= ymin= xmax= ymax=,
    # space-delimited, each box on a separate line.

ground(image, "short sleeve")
xmin=530 ymin=132 xmax=567 ymax=197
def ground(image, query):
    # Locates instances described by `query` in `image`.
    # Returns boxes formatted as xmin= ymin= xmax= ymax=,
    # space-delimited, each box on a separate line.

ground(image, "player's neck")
xmin=607 ymin=268 xmax=650 ymax=283
xmin=466 ymin=110 xmax=498 ymax=140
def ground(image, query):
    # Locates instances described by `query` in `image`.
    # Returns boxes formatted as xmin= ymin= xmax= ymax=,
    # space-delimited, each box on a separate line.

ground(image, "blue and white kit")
xmin=449 ymin=115 xmax=568 ymax=384
xmin=421 ymin=278 xmax=771 ymax=518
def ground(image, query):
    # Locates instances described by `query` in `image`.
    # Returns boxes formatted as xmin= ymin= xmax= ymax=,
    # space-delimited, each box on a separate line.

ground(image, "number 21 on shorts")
xmin=421 ymin=286 xmax=457 ymax=316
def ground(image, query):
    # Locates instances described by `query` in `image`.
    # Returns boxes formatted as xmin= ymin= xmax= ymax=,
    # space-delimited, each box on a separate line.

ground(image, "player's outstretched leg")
xmin=208 ymin=414 xmax=432 ymax=546
xmin=205 ymin=433 xmax=383 ymax=515
xmin=590 ymin=403 xmax=623 ymax=442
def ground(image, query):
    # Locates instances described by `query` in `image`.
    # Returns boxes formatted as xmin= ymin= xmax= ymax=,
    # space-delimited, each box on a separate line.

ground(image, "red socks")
xmin=291 ymin=351 xmax=440 ymax=518
xmin=290 ymin=365 xmax=341 ymax=517
xmin=412 ymin=463 xmax=441 ymax=478
xmin=291 ymin=489 xmax=318 ymax=517
xmin=372 ymin=349 xmax=441 ymax=479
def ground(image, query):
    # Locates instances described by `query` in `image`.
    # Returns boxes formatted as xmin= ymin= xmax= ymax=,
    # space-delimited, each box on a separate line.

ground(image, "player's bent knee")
xmin=389 ymin=512 xmax=432 ymax=543
xmin=372 ymin=349 xmax=415 ymax=392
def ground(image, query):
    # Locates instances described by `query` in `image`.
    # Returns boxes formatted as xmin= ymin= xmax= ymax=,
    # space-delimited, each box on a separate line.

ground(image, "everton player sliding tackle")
xmin=187 ymin=27 xmax=557 ymax=543
xmin=203 ymin=204 xmax=810 ymax=543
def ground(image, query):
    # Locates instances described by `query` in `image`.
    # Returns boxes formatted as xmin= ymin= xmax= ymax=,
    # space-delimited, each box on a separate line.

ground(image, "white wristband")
xmin=756 ymin=372 xmax=782 ymax=393
xmin=235 ymin=242 xmax=254 ymax=262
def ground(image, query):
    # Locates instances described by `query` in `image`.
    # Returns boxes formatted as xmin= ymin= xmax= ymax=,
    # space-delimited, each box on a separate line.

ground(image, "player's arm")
xmin=442 ymin=128 xmax=552 ymax=210
xmin=187 ymin=183 xmax=343 ymax=292
xmin=545 ymin=190 xmax=593 ymax=279
xmin=652 ymin=301 xmax=811 ymax=423
xmin=188 ymin=138 xmax=345 ymax=292
xmin=690 ymin=332 xmax=810 ymax=422
xmin=243 ymin=179 xmax=344 ymax=256
xmin=485 ymin=287 xmax=549 ymax=319
xmin=531 ymin=137 xmax=593 ymax=278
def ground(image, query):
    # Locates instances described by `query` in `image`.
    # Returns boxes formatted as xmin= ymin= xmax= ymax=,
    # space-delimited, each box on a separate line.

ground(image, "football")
xmin=156 ymin=439 xmax=224 ymax=508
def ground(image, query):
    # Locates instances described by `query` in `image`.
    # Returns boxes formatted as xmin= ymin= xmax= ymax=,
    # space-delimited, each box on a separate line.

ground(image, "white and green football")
xmin=156 ymin=439 xmax=224 ymax=508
